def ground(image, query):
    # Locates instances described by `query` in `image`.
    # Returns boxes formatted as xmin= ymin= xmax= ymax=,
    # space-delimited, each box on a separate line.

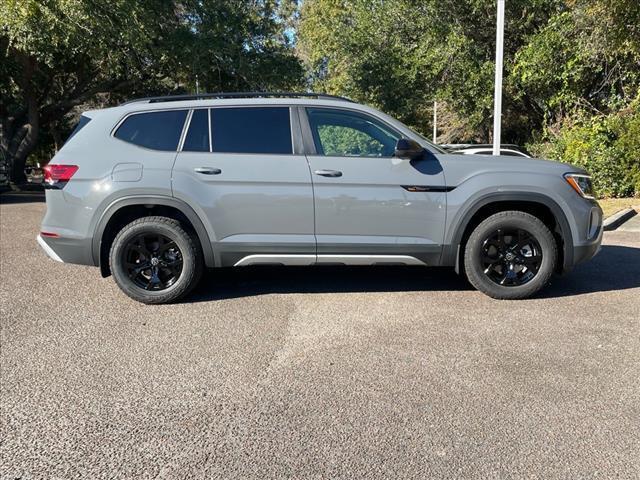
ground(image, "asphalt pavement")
xmin=1 ymin=194 xmax=639 ymax=479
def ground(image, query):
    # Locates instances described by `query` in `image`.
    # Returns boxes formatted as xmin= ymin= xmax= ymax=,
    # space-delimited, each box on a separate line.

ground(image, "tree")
xmin=0 ymin=0 xmax=303 ymax=184
xmin=298 ymin=0 xmax=561 ymax=143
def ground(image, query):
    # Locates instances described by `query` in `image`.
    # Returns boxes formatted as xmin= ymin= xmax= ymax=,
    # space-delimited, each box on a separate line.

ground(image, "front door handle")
xmin=314 ymin=169 xmax=342 ymax=178
xmin=194 ymin=167 xmax=222 ymax=175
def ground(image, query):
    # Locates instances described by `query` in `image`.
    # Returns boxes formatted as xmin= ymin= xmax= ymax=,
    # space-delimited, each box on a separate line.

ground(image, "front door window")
xmin=306 ymin=108 xmax=400 ymax=157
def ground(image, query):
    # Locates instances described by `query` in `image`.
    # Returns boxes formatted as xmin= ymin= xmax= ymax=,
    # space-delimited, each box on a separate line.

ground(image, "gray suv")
xmin=38 ymin=92 xmax=602 ymax=304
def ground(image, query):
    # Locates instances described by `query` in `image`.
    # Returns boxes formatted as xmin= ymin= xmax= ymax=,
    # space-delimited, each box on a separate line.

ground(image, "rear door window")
xmin=183 ymin=109 xmax=210 ymax=152
xmin=210 ymin=107 xmax=292 ymax=154
xmin=115 ymin=110 xmax=188 ymax=151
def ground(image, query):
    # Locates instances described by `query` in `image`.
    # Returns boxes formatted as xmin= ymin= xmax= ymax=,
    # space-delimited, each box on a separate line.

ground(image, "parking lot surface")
xmin=1 ymin=194 xmax=639 ymax=479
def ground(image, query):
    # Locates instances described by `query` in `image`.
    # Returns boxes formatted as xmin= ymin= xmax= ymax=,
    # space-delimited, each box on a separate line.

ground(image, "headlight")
xmin=564 ymin=173 xmax=595 ymax=199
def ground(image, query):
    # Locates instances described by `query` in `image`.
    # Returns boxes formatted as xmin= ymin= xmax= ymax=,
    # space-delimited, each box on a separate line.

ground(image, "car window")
xmin=210 ymin=107 xmax=292 ymax=154
xmin=306 ymin=108 xmax=400 ymax=157
xmin=65 ymin=115 xmax=91 ymax=144
xmin=115 ymin=110 xmax=188 ymax=151
xmin=183 ymin=109 xmax=210 ymax=152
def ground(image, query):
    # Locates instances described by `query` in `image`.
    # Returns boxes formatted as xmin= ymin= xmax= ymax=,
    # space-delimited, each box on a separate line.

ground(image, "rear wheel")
xmin=464 ymin=211 xmax=557 ymax=299
xmin=109 ymin=216 xmax=203 ymax=304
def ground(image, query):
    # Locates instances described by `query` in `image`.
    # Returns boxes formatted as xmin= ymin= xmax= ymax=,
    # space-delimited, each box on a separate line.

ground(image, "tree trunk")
xmin=6 ymin=143 xmax=30 ymax=185
xmin=3 ymin=53 xmax=41 ymax=185
xmin=4 ymin=111 xmax=39 ymax=185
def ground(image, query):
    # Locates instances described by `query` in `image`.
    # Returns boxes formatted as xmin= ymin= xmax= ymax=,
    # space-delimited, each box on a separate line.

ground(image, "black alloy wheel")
xmin=110 ymin=216 xmax=203 ymax=304
xmin=480 ymin=228 xmax=543 ymax=286
xmin=123 ymin=233 xmax=183 ymax=291
xmin=464 ymin=211 xmax=557 ymax=300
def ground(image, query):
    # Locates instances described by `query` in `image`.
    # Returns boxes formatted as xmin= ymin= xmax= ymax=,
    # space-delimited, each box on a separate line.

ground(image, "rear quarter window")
xmin=115 ymin=110 xmax=188 ymax=151
xmin=65 ymin=115 xmax=92 ymax=144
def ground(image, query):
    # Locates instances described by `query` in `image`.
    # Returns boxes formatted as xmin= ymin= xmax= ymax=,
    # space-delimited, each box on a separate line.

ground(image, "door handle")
xmin=194 ymin=167 xmax=221 ymax=175
xmin=314 ymin=169 xmax=342 ymax=178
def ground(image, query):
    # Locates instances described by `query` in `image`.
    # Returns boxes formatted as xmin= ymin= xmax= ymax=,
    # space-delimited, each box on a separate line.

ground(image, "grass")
xmin=597 ymin=198 xmax=640 ymax=218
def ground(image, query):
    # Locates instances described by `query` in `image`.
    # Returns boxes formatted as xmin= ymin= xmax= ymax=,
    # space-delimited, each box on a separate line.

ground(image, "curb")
xmin=603 ymin=208 xmax=637 ymax=231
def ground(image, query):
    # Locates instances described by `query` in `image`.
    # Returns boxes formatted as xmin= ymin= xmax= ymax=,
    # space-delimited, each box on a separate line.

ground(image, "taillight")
xmin=43 ymin=164 xmax=78 ymax=188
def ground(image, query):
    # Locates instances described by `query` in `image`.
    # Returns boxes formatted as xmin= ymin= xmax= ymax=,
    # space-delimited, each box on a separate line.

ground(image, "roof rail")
xmin=121 ymin=91 xmax=353 ymax=106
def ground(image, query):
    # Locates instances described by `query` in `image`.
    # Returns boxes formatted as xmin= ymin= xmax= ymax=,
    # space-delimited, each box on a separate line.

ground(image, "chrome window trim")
xmin=207 ymin=108 xmax=212 ymax=153
xmin=178 ymin=110 xmax=194 ymax=152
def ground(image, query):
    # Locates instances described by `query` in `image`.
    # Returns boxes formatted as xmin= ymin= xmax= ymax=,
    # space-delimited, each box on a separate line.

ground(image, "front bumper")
xmin=573 ymin=239 xmax=602 ymax=265
xmin=566 ymin=201 xmax=603 ymax=270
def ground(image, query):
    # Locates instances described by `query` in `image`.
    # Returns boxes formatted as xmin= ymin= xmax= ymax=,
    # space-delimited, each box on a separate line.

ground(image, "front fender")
xmin=442 ymin=187 xmax=575 ymax=273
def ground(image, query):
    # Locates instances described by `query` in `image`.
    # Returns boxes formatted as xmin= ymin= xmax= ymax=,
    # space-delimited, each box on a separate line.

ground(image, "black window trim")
xmin=299 ymin=105 xmax=405 ymax=158
xmin=111 ymin=107 xmax=190 ymax=153
xmin=175 ymin=105 xmax=301 ymax=156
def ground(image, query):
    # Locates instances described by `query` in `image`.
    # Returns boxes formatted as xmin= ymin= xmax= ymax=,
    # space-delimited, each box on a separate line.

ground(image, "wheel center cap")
xmin=505 ymin=252 xmax=515 ymax=261
xmin=150 ymin=257 xmax=160 ymax=266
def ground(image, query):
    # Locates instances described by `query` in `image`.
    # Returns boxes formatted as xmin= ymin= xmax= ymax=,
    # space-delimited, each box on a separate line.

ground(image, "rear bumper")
xmin=36 ymin=233 xmax=95 ymax=265
xmin=36 ymin=235 xmax=63 ymax=262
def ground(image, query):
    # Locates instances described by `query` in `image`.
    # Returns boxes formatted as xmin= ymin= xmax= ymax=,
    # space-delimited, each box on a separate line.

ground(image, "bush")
xmin=530 ymin=100 xmax=640 ymax=198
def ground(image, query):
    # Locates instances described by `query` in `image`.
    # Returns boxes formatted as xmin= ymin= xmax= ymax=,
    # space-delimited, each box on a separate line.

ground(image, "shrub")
xmin=531 ymin=100 xmax=640 ymax=198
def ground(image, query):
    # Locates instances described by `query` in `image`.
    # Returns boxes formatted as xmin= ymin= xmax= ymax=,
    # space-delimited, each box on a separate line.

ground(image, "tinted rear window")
xmin=210 ymin=107 xmax=292 ymax=154
xmin=115 ymin=110 xmax=187 ymax=151
xmin=65 ymin=115 xmax=91 ymax=144
xmin=183 ymin=109 xmax=210 ymax=152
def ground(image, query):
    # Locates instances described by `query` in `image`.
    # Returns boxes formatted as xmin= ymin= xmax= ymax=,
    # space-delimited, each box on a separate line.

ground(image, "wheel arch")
xmin=444 ymin=192 xmax=574 ymax=274
xmin=93 ymin=196 xmax=215 ymax=277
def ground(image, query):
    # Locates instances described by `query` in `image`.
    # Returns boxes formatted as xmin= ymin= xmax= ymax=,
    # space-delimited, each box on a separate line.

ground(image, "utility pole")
xmin=492 ymin=0 xmax=505 ymax=156
xmin=433 ymin=101 xmax=438 ymax=144
xmin=195 ymin=74 xmax=200 ymax=95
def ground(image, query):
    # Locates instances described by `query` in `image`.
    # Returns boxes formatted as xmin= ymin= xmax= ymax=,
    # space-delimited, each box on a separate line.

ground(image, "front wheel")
xmin=109 ymin=216 xmax=203 ymax=304
xmin=464 ymin=211 xmax=557 ymax=300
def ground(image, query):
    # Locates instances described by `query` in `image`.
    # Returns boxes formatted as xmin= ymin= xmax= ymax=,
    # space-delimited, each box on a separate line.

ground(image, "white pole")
xmin=492 ymin=0 xmax=505 ymax=156
xmin=433 ymin=101 xmax=437 ymax=144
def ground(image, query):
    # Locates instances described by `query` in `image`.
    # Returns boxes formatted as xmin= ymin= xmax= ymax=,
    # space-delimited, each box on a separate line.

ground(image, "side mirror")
xmin=394 ymin=138 xmax=424 ymax=160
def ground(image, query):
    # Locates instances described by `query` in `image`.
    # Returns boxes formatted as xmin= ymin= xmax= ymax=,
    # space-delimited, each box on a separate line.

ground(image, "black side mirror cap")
xmin=394 ymin=138 xmax=424 ymax=160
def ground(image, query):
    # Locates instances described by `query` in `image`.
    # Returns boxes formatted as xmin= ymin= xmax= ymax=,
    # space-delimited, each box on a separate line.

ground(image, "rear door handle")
xmin=314 ymin=169 xmax=342 ymax=178
xmin=194 ymin=167 xmax=221 ymax=175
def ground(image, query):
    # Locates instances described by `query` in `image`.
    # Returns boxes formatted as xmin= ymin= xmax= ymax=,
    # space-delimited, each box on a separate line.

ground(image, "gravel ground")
xmin=1 ymin=194 xmax=639 ymax=479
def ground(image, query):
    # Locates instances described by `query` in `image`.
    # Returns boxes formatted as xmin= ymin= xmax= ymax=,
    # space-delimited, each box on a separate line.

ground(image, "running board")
xmin=233 ymin=254 xmax=426 ymax=267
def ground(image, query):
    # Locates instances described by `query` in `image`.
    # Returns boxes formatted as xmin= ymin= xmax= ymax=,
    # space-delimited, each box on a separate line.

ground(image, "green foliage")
xmin=0 ymin=0 xmax=303 ymax=183
xmin=299 ymin=0 xmax=640 ymax=195
xmin=318 ymin=125 xmax=386 ymax=157
xmin=298 ymin=0 xmax=564 ymax=142
xmin=535 ymin=99 xmax=640 ymax=197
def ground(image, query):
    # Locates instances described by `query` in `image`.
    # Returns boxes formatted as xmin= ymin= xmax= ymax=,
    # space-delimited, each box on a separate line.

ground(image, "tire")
xmin=109 ymin=216 xmax=203 ymax=304
xmin=464 ymin=211 xmax=557 ymax=300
